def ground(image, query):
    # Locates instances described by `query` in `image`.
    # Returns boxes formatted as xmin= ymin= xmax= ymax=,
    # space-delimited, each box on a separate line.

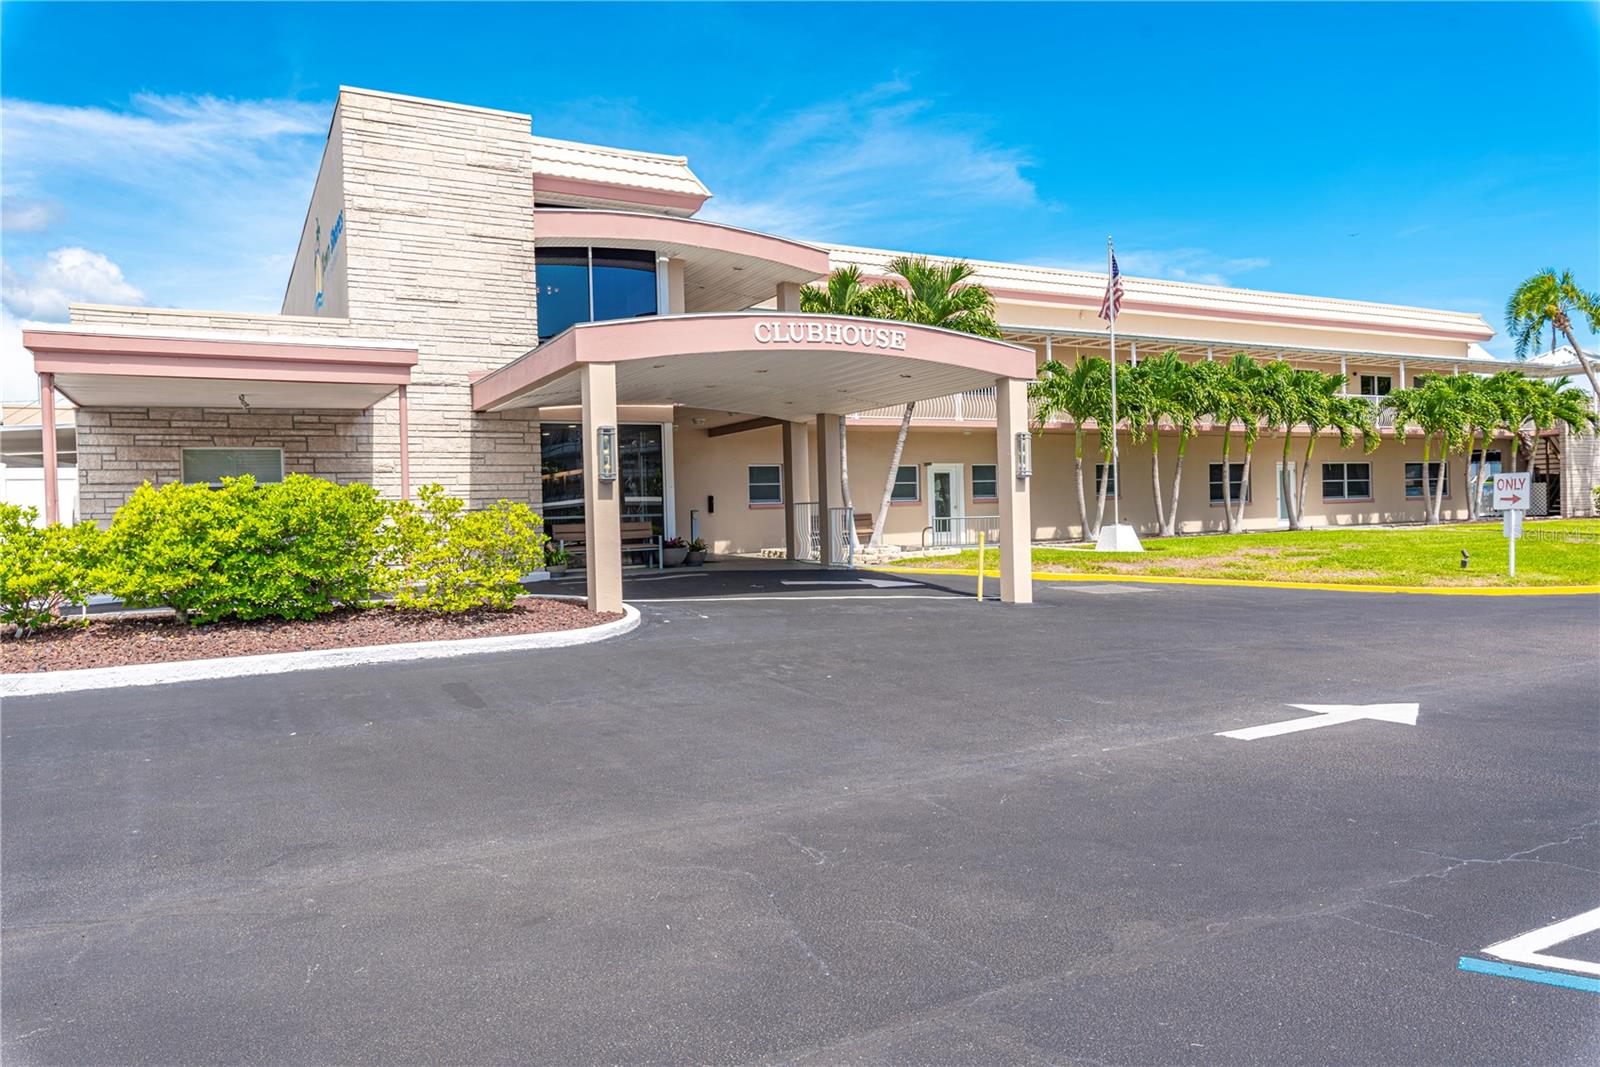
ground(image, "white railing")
xmin=828 ymin=506 xmax=856 ymax=567
xmin=852 ymin=387 xmax=998 ymax=423
xmin=923 ymin=514 xmax=1000 ymax=549
xmin=792 ymin=501 xmax=821 ymax=563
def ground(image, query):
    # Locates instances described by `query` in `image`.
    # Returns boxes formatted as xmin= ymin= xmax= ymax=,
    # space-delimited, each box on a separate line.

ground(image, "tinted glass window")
xmin=891 ymin=464 xmax=920 ymax=502
xmin=540 ymin=422 xmax=666 ymax=531
xmin=536 ymin=247 xmax=590 ymax=342
xmin=591 ymin=248 xmax=657 ymax=324
xmin=972 ymin=464 xmax=997 ymax=499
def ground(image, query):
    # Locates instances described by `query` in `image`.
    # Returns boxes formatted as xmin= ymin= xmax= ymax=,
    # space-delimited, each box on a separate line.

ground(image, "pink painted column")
xmin=39 ymin=372 xmax=59 ymax=526
xmin=396 ymin=385 xmax=411 ymax=500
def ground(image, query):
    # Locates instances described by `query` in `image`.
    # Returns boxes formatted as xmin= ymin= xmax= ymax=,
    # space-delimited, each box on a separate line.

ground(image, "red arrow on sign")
xmin=1506 ymin=494 xmax=1522 ymax=504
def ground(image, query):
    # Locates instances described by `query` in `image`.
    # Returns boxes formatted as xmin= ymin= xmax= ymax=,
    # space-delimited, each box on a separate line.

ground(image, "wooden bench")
xmin=549 ymin=521 xmax=663 ymax=570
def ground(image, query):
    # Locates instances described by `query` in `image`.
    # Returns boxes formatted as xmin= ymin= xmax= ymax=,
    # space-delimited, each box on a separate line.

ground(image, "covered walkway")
xmin=473 ymin=311 xmax=1039 ymax=612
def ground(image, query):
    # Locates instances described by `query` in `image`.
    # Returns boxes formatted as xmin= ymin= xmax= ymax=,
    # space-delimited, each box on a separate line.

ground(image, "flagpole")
xmin=1107 ymin=236 xmax=1121 ymax=529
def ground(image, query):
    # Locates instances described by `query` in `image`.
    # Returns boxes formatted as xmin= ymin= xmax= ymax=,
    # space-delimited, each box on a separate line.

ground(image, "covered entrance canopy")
xmin=472 ymin=311 xmax=1039 ymax=612
xmin=24 ymin=325 xmax=419 ymax=524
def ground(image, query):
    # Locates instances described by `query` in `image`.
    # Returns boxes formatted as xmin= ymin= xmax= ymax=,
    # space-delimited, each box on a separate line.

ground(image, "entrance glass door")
xmin=539 ymin=422 xmax=666 ymax=531
xmin=928 ymin=463 xmax=965 ymax=538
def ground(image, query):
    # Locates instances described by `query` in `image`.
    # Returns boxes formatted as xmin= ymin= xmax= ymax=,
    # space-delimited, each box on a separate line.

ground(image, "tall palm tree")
xmin=1257 ymin=360 xmax=1312 ymax=529
xmin=1029 ymin=356 xmax=1111 ymax=541
xmin=1212 ymin=354 xmax=1268 ymax=533
xmin=1506 ymin=269 xmax=1600 ymax=399
xmin=1519 ymin=375 xmax=1600 ymax=492
xmin=1128 ymin=351 xmax=1190 ymax=536
xmin=1149 ymin=353 xmax=1211 ymax=537
xmin=1384 ymin=377 xmax=1470 ymax=524
xmin=864 ymin=257 xmax=1000 ymax=550
xmin=1117 ymin=360 xmax=1161 ymax=531
xmin=1293 ymin=390 xmax=1379 ymax=528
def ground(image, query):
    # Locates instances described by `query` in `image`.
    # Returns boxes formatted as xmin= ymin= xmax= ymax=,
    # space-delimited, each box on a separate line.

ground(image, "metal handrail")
xmin=922 ymin=514 xmax=1000 ymax=548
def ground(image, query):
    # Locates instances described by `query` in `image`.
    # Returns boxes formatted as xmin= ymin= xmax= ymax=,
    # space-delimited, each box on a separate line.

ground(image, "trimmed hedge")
xmin=0 ymin=503 xmax=104 ymax=635
xmin=0 ymin=477 xmax=550 ymax=634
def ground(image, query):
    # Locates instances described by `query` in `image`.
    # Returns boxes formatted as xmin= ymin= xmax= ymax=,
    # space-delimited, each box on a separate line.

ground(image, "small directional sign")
xmin=1492 ymin=471 xmax=1531 ymax=511
xmin=1217 ymin=702 xmax=1420 ymax=741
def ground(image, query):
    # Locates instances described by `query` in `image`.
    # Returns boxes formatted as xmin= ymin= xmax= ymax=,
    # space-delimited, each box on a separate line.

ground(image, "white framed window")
xmin=1321 ymin=461 xmax=1372 ymax=500
xmin=181 ymin=447 xmax=284 ymax=487
xmin=972 ymin=464 xmax=997 ymax=501
xmin=1404 ymin=462 xmax=1448 ymax=499
xmin=1358 ymin=374 xmax=1392 ymax=397
xmin=1208 ymin=462 xmax=1250 ymax=505
xmin=1094 ymin=463 xmax=1119 ymax=499
xmin=747 ymin=464 xmax=782 ymax=506
xmin=891 ymin=464 xmax=920 ymax=503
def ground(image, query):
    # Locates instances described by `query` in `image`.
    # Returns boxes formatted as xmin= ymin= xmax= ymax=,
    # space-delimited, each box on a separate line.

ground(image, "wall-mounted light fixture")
xmin=596 ymin=425 xmax=618 ymax=482
xmin=1015 ymin=431 xmax=1032 ymax=479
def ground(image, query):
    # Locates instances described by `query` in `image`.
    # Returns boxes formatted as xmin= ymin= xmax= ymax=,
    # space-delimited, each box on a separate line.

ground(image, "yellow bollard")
xmin=976 ymin=530 xmax=986 ymax=602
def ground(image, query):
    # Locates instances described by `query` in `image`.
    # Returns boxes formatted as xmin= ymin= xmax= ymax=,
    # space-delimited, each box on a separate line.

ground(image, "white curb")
xmin=0 ymin=603 xmax=641 ymax=698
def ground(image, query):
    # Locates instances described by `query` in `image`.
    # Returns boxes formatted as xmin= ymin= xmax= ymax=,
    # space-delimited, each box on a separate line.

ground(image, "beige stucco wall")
xmin=672 ymin=420 xmax=1485 ymax=554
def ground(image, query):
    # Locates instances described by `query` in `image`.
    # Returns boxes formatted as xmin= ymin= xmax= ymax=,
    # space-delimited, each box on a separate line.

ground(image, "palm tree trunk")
xmin=869 ymin=403 xmax=914 ymax=550
xmin=1558 ymin=322 xmax=1600 ymax=399
xmin=1094 ymin=428 xmax=1111 ymax=535
xmin=1149 ymin=427 xmax=1166 ymax=534
xmin=1297 ymin=433 xmax=1318 ymax=528
xmin=1420 ymin=435 xmax=1435 ymax=524
xmin=1074 ymin=428 xmax=1092 ymax=541
xmin=1164 ymin=433 xmax=1189 ymax=537
xmin=1219 ymin=424 xmax=1235 ymax=533
xmin=1233 ymin=445 xmax=1255 ymax=532
xmin=1281 ymin=427 xmax=1298 ymax=530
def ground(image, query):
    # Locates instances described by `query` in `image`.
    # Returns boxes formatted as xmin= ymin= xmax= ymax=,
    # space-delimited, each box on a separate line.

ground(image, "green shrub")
xmin=0 ymin=503 xmax=105 ymax=635
xmin=383 ymin=484 xmax=547 ymax=611
xmin=104 ymin=475 xmax=387 ymax=624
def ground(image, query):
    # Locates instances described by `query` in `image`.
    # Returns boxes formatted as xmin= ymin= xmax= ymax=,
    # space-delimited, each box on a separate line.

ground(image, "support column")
xmin=815 ymin=412 xmax=843 ymax=566
xmin=39 ymin=372 xmax=59 ymax=526
xmin=996 ymin=377 xmax=1033 ymax=605
xmin=397 ymin=384 xmax=411 ymax=500
xmin=781 ymin=419 xmax=810 ymax=560
xmin=776 ymin=281 xmax=802 ymax=313
xmin=581 ymin=362 xmax=622 ymax=614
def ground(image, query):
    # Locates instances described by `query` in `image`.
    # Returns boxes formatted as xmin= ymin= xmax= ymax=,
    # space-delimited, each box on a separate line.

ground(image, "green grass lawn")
xmin=892 ymin=519 xmax=1600 ymax=588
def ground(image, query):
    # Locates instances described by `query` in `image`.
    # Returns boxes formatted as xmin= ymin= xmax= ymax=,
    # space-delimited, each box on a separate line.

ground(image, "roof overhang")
xmin=472 ymin=313 xmax=1035 ymax=419
xmin=24 ymin=326 xmax=418 ymax=410
xmin=535 ymin=209 xmax=830 ymax=312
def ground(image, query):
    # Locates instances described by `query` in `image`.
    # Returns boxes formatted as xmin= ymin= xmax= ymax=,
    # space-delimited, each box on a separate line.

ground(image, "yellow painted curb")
xmin=874 ymin=565 xmax=1600 ymax=597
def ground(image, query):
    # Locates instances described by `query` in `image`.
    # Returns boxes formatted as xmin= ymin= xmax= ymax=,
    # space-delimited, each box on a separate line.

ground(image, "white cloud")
xmin=2 ymin=247 xmax=144 ymax=319
xmin=1030 ymin=247 xmax=1271 ymax=288
xmin=691 ymin=82 xmax=1040 ymax=245
xmin=0 ymin=93 xmax=328 ymax=314
xmin=1 ymin=197 xmax=59 ymax=232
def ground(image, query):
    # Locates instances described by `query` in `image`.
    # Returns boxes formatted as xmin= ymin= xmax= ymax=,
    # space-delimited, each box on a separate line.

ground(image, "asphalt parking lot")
xmin=3 ymin=570 xmax=1597 ymax=1065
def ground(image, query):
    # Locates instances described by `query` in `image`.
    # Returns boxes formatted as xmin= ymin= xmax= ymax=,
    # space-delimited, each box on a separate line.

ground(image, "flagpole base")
xmin=1095 ymin=524 xmax=1144 ymax=553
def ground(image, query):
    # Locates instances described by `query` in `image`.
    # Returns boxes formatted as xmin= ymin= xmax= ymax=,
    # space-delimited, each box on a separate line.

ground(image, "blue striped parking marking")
xmin=1457 ymin=956 xmax=1600 ymax=994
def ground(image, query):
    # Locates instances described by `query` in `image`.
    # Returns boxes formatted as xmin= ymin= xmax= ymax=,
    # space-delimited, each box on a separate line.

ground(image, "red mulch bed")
xmin=1 ymin=599 xmax=622 ymax=674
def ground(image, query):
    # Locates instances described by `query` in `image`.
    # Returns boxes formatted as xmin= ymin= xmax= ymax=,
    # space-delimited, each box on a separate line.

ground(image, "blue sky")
xmin=3 ymin=1 xmax=1597 ymax=398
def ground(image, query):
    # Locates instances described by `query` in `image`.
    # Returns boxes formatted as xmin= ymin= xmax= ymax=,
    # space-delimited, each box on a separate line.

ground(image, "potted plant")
xmin=684 ymin=537 xmax=708 ymax=566
xmin=662 ymin=536 xmax=689 ymax=567
xmin=545 ymin=545 xmax=570 ymax=577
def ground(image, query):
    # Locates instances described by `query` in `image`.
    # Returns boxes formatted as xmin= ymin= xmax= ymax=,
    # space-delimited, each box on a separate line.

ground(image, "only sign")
xmin=1492 ymin=471 xmax=1531 ymax=511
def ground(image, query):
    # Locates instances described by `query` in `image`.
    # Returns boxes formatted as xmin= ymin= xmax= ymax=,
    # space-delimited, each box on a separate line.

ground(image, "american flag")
xmin=1099 ymin=252 xmax=1124 ymax=322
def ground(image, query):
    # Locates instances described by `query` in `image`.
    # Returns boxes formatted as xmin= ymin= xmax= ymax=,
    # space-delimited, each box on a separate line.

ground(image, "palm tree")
xmin=1506 ymin=269 xmax=1600 ymax=399
xmin=1029 ymin=356 xmax=1110 ymax=541
xmin=1117 ymin=360 xmax=1161 ymax=532
xmin=863 ymin=257 xmax=1000 ymax=550
xmin=1519 ymin=375 xmax=1600 ymax=494
xmin=1257 ymin=361 xmax=1311 ymax=528
xmin=1149 ymin=353 xmax=1211 ymax=537
xmin=1126 ymin=351 xmax=1193 ymax=536
xmin=1293 ymin=390 xmax=1379 ymax=528
xmin=1211 ymin=354 xmax=1268 ymax=533
xmin=1384 ymin=377 xmax=1470 ymax=524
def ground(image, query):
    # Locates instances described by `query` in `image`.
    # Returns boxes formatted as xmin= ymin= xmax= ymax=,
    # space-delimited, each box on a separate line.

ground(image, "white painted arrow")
xmin=1217 ymin=702 xmax=1420 ymax=741
xmin=780 ymin=578 xmax=921 ymax=589
xmin=1483 ymin=905 xmax=1600 ymax=978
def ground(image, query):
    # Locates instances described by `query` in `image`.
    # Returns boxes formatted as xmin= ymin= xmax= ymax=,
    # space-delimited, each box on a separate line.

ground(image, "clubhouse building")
xmin=22 ymin=87 xmax=1599 ymax=611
